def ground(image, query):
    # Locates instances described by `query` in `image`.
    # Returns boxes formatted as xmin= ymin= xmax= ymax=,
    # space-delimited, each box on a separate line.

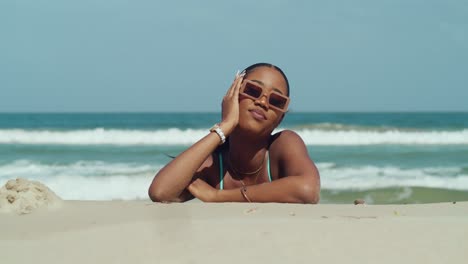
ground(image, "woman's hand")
xmin=220 ymin=71 xmax=245 ymax=136
xmin=187 ymin=178 xmax=219 ymax=202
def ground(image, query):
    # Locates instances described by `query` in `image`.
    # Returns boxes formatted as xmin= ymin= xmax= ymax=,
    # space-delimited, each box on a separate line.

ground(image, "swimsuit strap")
xmin=218 ymin=150 xmax=272 ymax=190
xmin=218 ymin=152 xmax=224 ymax=190
xmin=267 ymin=151 xmax=272 ymax=182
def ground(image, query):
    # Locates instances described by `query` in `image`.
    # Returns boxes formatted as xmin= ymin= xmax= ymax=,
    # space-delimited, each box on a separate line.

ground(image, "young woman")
xmin=148 ymin=63 xmax=320 ymax=203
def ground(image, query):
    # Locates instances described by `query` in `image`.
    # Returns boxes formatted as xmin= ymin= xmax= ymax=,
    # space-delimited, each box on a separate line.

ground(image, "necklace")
xmin=228 ymin=151 xmax=265 ymax=175
xmin=235 ymin=170 xmax=262 ymax=187
xmin=228 ymin=151 xmax=265 ymax=186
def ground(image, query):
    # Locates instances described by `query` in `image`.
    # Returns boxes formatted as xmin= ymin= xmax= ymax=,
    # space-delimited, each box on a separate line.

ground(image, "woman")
xmin=148 ymin=63 xmax=320 ymax=203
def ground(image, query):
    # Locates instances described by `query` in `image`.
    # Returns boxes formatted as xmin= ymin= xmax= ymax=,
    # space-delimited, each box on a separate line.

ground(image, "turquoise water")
xmin=1 ymin=112 xmax=468 ymax=203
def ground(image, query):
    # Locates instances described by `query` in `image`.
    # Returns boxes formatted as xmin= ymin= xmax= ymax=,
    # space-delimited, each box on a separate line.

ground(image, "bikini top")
xmin=218 ymin=151 xmax=272 ymax=190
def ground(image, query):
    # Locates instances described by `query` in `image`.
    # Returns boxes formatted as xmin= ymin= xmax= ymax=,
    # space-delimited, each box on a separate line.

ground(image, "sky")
xmin=1 ymin=0 xmax=467 ymax=112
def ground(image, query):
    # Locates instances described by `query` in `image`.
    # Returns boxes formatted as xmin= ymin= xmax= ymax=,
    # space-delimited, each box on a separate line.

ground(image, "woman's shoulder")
xmin=269 ymin=130 xmax=312 ymax=180
xmin=269 ymin=129 xmax=307 ymax=157
xmin=270 ymin=129 xmax=306 ymax=148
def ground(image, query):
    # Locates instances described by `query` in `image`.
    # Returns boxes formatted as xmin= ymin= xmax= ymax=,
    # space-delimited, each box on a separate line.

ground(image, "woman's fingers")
xmin=233 ymin=72 xmax=245 ymax=98
xmin=225 ymin=70 xmax=245 ymax=98
xmin=187 ymin=178 xmax=217 ymax=202
xmin=220 ymin=70 xmax=245 ymax=134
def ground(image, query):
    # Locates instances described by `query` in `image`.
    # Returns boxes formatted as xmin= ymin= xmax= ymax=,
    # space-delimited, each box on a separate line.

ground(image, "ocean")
xmin=1 ymin=112 xmax=467 ymax=204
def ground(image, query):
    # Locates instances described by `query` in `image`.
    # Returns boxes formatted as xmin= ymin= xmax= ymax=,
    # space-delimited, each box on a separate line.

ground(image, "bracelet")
xmin=240 ymin=186 xmax=252 ymax=203
xmin=209 ymin=124 xmax=226 ymax=144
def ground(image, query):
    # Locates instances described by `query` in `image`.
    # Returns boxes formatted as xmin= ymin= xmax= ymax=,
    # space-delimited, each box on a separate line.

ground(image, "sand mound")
xmin=0 ymin=178 xmax=63 ymax=214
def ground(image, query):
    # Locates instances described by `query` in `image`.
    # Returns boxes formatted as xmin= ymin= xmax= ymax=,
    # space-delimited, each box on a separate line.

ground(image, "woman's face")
xmin=237 ymin=66 xmax=289 ymax=136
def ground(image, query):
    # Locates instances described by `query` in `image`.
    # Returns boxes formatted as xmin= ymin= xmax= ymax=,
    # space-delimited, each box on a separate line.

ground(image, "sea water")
xmin=1 ymin=112 xmax=467 ymax=204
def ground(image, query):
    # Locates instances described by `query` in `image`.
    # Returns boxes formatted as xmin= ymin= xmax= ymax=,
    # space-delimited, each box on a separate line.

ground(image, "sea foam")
xmin=1 ymin=160 xmax=467 ymax=200
xmin=316 ymin=163 xmax=468 ymax=191
xmin=0 ymin=160 xmax=158 ymax=200
xmin=1 ymin=128 xmax=468 ymax=146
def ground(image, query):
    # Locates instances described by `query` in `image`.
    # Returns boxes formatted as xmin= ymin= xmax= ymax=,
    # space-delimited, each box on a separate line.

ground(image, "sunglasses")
xmin=239 ymin=80 xmax=290 ymax=112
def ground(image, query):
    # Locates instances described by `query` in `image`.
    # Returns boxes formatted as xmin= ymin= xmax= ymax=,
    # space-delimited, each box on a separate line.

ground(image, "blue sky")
xmin=1 ymin=1 xmax=467 ymax=112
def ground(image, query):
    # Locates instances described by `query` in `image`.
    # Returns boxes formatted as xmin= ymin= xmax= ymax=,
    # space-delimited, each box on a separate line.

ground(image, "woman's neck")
xmin=226 ymin=130 xmax=270 ymax=178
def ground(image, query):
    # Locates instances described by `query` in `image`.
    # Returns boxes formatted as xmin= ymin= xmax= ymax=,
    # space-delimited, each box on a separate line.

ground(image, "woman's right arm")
xmin=148 ymin=72 xmax=244 ymax=202
xmin=148 ymin=131 xmax=225 ymax=202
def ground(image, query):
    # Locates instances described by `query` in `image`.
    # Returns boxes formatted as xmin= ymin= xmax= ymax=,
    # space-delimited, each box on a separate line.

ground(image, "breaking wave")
xmin=1 ymin=127 xmax=467 ymax=146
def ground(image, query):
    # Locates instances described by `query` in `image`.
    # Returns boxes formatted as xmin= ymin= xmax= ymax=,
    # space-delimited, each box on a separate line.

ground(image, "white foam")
xmin=1 ymin=160 xmax=467 ymax=200
xmin=0 ymin=128 xmax=206 ymax=146
xmin=0 ymin=128 xmax=468 ymax=146
xmin=298 ymin=129 xmax=468 ymax=145
xmin=319 ymin=163 xmax=468 ymax=191
xmin=0 ymin=160 xmax=159 ymax=200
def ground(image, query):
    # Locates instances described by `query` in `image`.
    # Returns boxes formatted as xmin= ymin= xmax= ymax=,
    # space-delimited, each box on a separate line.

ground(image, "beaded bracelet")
xmin=209 ymin=124 xmax=226 ymax=144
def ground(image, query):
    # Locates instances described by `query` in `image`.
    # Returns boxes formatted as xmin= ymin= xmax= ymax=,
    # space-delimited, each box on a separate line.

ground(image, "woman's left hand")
xmin=187 ymin=178 xmax=219 ymax=202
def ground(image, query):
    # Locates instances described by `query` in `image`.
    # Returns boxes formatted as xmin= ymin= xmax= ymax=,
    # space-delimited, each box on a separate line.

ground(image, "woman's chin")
xmin=237 ymin=119 xmax=273 ymax=137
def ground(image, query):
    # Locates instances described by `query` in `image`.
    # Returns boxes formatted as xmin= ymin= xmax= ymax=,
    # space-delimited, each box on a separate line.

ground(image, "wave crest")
xmin=318 ymin=163 xmax=468 ymax=191
xmin=1 ymin=128 xmax=468 ymax=146
xmin=1 ymin=160 xmax=468 ymax=200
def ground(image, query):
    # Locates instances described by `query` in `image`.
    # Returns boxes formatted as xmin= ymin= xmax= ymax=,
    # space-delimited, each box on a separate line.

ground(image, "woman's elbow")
xmin=299 ymin=180 xmax=320 ymax=204
xmin=148 ymin=182 xmax=186 ymax=203
xmin=148 ymin=182 xmax=171 ymax=202
xmin=148 ymin=185 xmax=163 ymax=202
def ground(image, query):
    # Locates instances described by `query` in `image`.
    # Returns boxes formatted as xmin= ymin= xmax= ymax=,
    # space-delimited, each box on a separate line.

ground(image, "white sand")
xmin=1 ymin=200 xmax=467 ymax=264
xmin=0 ymin=178 xmax=62 ymax=214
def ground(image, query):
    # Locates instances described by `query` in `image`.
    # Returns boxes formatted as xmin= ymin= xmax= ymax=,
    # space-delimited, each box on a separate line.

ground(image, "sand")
xmin=0 ymin=178 xmax=62 ymax=214
xmin=1 ymin=200 xmax=467 ymax=264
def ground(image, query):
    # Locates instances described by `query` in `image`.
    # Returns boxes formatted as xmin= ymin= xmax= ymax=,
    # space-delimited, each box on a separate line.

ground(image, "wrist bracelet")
xmin=209 ymin=124 xmax=226 ymax=144
xmin=240 ymin=186 xmax=252 ymax=203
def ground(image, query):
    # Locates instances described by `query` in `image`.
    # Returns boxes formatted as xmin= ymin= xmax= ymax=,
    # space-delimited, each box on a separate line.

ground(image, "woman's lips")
xmin=249 ymin=109 xmax=266 ymax=120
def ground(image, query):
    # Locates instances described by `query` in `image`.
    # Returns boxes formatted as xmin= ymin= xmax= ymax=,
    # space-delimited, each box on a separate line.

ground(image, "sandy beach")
xmin=1 ymin=201 xmax=467 ymax=264
xmin=3 ymin=0 xmax=468 ymax=263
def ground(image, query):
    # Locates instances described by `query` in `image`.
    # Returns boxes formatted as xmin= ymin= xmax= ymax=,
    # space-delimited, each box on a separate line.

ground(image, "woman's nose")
xmin=255 ymin=94 xmax=269 ymax=109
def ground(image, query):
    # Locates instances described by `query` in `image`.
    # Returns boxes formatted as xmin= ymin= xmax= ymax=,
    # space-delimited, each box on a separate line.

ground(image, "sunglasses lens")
xmin=269 ymin=93 xmax=288 ymax=110
xmin=243 ymin=83 xmax=262 ymax=98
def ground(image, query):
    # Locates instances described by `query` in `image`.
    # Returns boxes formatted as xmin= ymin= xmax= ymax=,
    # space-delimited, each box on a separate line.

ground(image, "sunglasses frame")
xmin=239 ymin=80 xmax=290 ymax=112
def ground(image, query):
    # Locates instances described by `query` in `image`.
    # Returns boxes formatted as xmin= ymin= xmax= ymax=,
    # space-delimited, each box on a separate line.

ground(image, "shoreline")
xmin=1 ymin=201 xmax=467 ymax=264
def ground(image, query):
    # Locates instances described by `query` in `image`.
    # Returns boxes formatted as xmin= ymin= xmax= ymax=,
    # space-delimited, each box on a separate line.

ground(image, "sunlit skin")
xmin=148 ymin=65 xmax=320 ymax=203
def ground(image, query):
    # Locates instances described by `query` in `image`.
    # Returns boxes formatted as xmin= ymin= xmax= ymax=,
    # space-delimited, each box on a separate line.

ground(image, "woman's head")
xmin=242 ymin=63 xmax=290 ymax=97
xmin=237 ymin=63 xmax=290 ymax=136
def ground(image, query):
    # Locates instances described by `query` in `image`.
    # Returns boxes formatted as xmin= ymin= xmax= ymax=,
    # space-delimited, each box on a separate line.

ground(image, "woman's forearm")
xmin=148 ymin=72 xmax=246 ymax=202
xmin=215 ymin=175 xmax=320 ymax=204
xmin=148 ymin=130 xmax=223 ymax=202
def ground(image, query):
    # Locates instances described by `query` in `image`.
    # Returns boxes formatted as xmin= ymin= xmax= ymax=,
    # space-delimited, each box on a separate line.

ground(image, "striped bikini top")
xmin=218 ymin=151 xmax=272 ymax=190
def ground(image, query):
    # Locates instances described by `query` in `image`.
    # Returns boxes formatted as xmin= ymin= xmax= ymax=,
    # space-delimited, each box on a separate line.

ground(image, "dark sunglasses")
xmin=239 ymin=80 xmax=290 ymax=112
